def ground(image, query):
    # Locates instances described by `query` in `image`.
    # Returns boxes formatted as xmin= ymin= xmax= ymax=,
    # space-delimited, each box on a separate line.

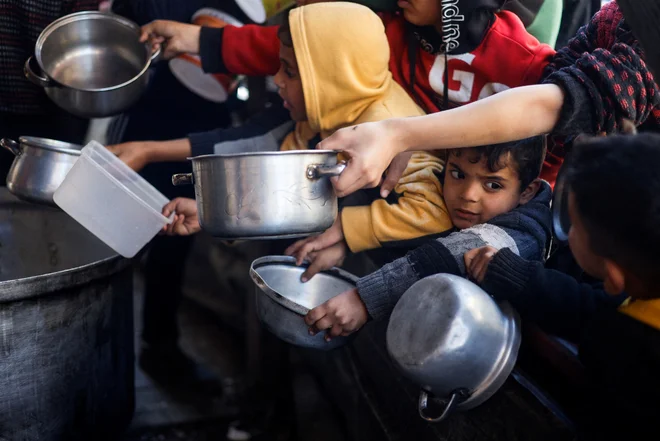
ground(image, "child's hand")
xmin=107 ymin=142 xmax=153 ymax=172
xmin=299 ymin=242 xmax=347 ymax=282
xmin=161 ymin=198 xmax=201 ymax=236
xmin=304 ymin=288 xmax=368 ymax=342
xmin=464 ymin=246 xmax=499 ymax=283
xmin=285 ymin=216 xmax=345 ymax=277
xmin=140 ymin=20 xmax=201 ymax=59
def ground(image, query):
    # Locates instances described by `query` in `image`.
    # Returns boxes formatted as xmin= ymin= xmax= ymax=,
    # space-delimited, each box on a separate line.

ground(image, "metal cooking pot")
xmin=173 ymin=150 xmax=345 ymax=239
xmin=386 ymin=274 xmax=521 ymax=423
xmin=25 ymin=11 xmax=160 ymax=118
xmin=250 ymin=256 xmax=356 ymax=350
xmin=2 ymin=137 xmax=82 ymax=206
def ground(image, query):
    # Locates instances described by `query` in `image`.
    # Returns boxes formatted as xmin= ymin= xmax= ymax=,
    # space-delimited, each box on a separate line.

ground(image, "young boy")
xmin=463 ymin=133 xmax=660 ymax=440
xmin=300 ymin=137 xmax=552 ymax=338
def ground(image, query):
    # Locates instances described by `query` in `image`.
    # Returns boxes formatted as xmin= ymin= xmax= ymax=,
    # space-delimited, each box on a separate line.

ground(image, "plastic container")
xmin=54 ymin=141 xmax=173 ymax=258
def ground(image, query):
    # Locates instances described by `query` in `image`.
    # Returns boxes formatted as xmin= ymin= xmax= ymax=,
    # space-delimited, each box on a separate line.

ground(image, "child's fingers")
xmin=284 ymin=237 xmax=312 ymax=258
xmin=300 ymin=256 xmax=328 ymax=282
xmin=310 ymin=316 xmax=334 ymax=335
xmin=327 ymin=324 xmax=343 ymax=339
xmin=463 ymin=248 xmax=480 ymax=277
xmin=305 ymin=304 xmax=327 ymax=327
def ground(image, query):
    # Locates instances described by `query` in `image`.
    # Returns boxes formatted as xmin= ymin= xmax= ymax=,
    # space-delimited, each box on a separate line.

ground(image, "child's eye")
xmin=485 ymin=182 xmax=503 ymax=190
xmin=286 ymin=69 xmax=295 ymax=78
xmin=450 ymin=170 xmax=464 ymax=179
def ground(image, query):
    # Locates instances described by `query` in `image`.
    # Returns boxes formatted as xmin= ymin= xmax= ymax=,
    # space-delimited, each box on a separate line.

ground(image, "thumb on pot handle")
xmin=172 ymin=173 xmax=193 ymax=186
xmin=24 ymin=57 xmax=53 ymax=88
xmin=306 ymin=162 xmax=346 ymax=180
xmin=1 ymin=138 xmax=21 ymax=156
xmin=418 ymin=388 xmax=468 ymax=423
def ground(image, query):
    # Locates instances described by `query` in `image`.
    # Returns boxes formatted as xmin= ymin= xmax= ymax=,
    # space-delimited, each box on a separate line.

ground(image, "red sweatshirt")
xmin=200 ymin=11 xmax=555 ymax=115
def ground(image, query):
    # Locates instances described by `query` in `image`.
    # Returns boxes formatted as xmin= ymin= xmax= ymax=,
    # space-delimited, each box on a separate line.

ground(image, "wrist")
xmin=386 ymin=117 xmax=414 ymax=154
xmin=188 ymin=25 xmax=202 ymax=54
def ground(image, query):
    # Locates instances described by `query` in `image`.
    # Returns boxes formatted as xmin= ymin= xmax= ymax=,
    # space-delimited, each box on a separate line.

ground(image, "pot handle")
xmin=0 ymin=138 xmax=21 ymax=156
xmin=24 ymin=57 xmax=53 ymax=88
xmin=306 ymin=162 xmax=347 ymax=180
xmin=418 ymin=388 xmax=469 ymax=423
xmin=149 ymin=44 xmax=162 ymax=63
xmin=172 ymin=173 xmax=193 ymax=186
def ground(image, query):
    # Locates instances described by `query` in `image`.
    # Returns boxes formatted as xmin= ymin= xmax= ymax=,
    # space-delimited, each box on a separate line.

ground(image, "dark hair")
xmin=278 ymin=13 xmax=293 ymax=48
xmin=564 ymin=132 xmax=660 ymax=285
xmin=448 ymin=135 xmax=547 ymax=191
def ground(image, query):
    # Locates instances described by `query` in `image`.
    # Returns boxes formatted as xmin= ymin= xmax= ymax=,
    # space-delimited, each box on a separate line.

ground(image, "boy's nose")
xmin=460 ymin=184 xmax=480 ymax=202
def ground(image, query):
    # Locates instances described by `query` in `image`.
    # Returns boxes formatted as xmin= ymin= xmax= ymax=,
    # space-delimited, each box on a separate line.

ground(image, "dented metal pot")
xmin=172 ymin=150 xmax=345 ymax=239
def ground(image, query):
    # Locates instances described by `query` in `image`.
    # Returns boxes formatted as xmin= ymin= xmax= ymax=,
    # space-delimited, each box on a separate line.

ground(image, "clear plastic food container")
xmin=54 ymin=141 xmax=173 ymax=258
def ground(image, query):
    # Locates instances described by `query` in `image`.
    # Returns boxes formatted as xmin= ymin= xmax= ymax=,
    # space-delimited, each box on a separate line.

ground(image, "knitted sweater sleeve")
xmin=542 ymin=1 xmax=660 ymax=137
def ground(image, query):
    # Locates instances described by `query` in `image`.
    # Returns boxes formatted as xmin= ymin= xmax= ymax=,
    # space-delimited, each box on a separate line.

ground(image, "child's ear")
xmin=518 ymin=178 xmax=541 ymax=205
xmin=603 ymin=259 xmax=626 ymax=296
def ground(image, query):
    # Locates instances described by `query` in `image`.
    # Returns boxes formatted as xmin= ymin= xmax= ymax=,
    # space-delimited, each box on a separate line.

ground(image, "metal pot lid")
xmin=386 ymin=274 xmax=521 ymax=411
xmin=552 ymin=164 xmax=571 ymax=242
xmin=19 ymin=136 xmax=83 ymax=156
xmin=250 ymin=255 xmax=358 ymax=316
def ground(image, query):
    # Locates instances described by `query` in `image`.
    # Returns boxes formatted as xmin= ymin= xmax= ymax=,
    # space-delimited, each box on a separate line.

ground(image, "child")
xmin=463 ymin=133 xmax=660 ymax=440
xmin=162 ymin=2 xmax=449 ymax=244
xmin=110 ymin=0 xmax=554 ymax=173
xmin=286 ymin=135 xmax=548 ymax=280
xmin=320 ymin=1 xmax=660 ymax=194
xmin=300 ymin=136 xmax=552 ymax=337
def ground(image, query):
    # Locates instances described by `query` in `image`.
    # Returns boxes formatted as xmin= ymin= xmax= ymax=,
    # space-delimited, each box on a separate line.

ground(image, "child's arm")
xmin=353 ymin=181 xmax=552 ymax=321
xmin=466 ymin=246 xmax=625 ymax=342
xmin=340 ymin=152 xmax=451 ymax=252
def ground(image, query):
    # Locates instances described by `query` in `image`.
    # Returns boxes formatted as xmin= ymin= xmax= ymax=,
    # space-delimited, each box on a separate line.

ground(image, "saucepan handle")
xmin=418 ymin=389 xmax=468 ymax=423
xmin=0 ymin=138 xmax=21 ymax=156
xmin=172 ymin=173 xmax=193 ymax=186
xmin=306 ymin=162 xmax=346 ymax=180
xmin=24 ymin=57 xmax=54 ymax=88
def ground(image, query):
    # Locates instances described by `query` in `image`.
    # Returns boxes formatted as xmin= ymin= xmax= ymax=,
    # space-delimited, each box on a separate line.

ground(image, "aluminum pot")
xmin=0 ymin=189 xmax=134 ymax=440
xmin=250 ymin=256 xmax=356 ymax=350
xmin=25 ymin=11 xmax=160 ymax=118
xmin=386 ymin=274 xmax=521 ymax=423
xmin=173 ymin=150 xmax=345 ymax=239
xmin=2 ymin=137 xmax=82 ymax=206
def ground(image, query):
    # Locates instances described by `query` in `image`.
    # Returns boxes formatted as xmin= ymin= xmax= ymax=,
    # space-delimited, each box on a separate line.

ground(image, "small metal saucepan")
xmin=386 ymin=274 xmax=521 ymax=423
xmin=25 ymin=11 xmax=160 ymax=118
xmin=2 ymin=137 xmax=82 ymax=206
xmin=250 ymin=255 xmax=356 ymax=350
xmin=172 ymin=150 xmax=345 ymax=239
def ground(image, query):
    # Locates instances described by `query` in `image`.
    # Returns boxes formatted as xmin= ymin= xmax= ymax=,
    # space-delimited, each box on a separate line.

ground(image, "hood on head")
xmin=289 ymin=2 xmax=392 ymax=133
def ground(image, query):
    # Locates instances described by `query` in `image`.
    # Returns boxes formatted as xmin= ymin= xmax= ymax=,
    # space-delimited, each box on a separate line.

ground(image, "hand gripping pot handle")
xmin=306 ymin=162 xmax=346 ymax=180
xmin=418 ymin=388 xmax=470 ymax=423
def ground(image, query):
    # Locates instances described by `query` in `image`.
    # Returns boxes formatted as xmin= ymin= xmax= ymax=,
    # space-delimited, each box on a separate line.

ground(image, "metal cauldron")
xmin=173 ymin=151 xmax=345 ymax=239
xmin=2 ymin=137 xmax=82 ymax=206
xmin=250 ymin=256 xmax=356 ymax=350
xmin=25 ymin=11 xmax=159 ymax=118
xmin=386 ymin=274 xmax=521 ymax=423
xmin=0 ymin=189 xmax=135 ymax=440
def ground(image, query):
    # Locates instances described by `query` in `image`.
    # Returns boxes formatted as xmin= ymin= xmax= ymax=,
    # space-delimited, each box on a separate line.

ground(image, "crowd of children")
xmin=124 ymin=0 xmax=660 ymax=438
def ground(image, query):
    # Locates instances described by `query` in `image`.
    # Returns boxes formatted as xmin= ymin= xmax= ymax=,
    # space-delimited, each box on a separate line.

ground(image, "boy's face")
xmin=443 ymin=151 xmax=538 ymax=230
xmin=274 ymin=42 xmax=307 ymax=122
xmin=398 ymin=0 xmax=442 ymax=28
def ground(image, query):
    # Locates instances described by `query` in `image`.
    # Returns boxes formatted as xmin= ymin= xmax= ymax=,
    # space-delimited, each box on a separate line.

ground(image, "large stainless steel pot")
xmin=0 ymin=189 xmax=134 ymax=440
xmin=25 ymin=11 xmax=159 ymax=118
xmin=250 ymin=256 xmax=355 ymax=350
xmin=2 ymin=137 xmax=82 ymax=206
xmin=386 ymin=274 xmax=521 ymax=423
xmin=173 ymin=150 xmax=345 ymax=239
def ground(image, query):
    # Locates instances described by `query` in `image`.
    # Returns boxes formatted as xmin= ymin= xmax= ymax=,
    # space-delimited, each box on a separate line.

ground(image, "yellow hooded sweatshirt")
xmin=280 ymin=2 xmax=452 ymax=252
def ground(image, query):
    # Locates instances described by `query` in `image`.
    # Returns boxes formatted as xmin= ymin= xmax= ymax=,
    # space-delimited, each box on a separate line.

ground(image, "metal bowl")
xmin=386 ymin=274 xmax=521 ymax=423
xmin=250 ymin=256 xmax=357 ymax=350
xmin=25 ymin=11 xmax=159 ymax=118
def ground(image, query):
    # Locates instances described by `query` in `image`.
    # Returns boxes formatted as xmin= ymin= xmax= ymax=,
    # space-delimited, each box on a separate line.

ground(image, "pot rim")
xmin=250 ymin=255 xmax=358 ymax=316
xmin=18 ymin=136 xmax=82 ymax=156
xmin=34 ymin=11 xmax=154 ymax=93
xmin=190 ymin=149 xmax=339 ymax=161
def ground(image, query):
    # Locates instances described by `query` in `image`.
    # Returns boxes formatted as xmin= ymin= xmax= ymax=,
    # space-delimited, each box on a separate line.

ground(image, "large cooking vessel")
xmin=25 ymin=11 xmax=159 ymax=118
xmin=2 ymin=137 xmax=82 ymax=206
xmin=387 ymin=274 xmax=521 ymax=423
xmin=172 ymin=150 xmax=345 ymax=239
xmin=0 ymin=189 xmax=135 ymax=440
